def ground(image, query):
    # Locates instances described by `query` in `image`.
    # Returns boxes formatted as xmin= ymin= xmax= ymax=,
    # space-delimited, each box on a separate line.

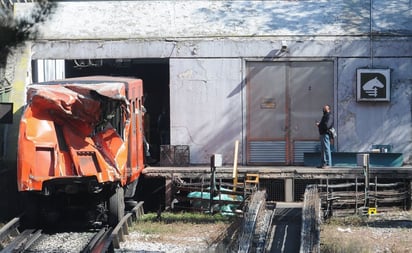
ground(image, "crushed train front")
xmin=17 ymin=76 xmax=145 ymax=227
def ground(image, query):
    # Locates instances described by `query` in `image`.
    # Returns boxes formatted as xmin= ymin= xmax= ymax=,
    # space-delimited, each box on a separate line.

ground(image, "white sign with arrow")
xmin=357 ymin=69 xmax=391 ymax=102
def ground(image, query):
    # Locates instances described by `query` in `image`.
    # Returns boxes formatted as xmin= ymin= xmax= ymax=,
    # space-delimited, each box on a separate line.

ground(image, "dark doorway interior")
xmin=65 ymin=58 xmax=170 ymax=162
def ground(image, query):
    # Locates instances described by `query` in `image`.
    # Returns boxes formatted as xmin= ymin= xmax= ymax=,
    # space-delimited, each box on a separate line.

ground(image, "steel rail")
xmin=110 ymin=201 xmax=145 ymax=249
xmin=0 ymin=217 xmax=21 ymax=244
xmin=1 ymin=229 xmax=40 ymax=253
xmin=0 ymin=201 xmax=145 ymax=252
xmin=82 ymin=227 xmax=113 ymax=253
xmin=238 ymin=191 xmax=266 ymax=253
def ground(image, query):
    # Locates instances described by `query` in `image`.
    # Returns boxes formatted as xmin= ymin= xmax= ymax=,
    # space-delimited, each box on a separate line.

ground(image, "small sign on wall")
xmin=357 ymin=69 xmax=391 ymax=102
xmin=260 ymin=98 xmax=276 ymax=109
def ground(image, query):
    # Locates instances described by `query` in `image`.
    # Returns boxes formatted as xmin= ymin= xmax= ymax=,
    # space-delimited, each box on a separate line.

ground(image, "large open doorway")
xmin=246 ymin=60 xmax=334 ymax=165
xmin=32 ymin=58 xmax=170 ymax=163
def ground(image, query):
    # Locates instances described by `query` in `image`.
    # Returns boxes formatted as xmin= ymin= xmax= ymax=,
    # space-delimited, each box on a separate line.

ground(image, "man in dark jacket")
xmin=316 ymin=104 xmax=333 ymax=168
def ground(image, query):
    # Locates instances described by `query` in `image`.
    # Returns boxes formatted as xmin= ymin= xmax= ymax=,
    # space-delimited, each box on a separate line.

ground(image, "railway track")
xmin=0 ymin=202 xmax=144 ymax=253
xmin=234 ymin=191 xmax=304 ymax=253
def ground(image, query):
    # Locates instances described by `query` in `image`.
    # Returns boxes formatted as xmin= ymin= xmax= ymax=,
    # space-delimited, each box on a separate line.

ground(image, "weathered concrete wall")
xmin=337 ymin=57 xmax=412 ymax=157
xmin=8 ymin=1 xmax=412 ymax=165
xmin=15 ymin=1 xmax=412 ymax=39
xmin=170 ymin=58 xmax=243 ymax=164
xmin=29 ymin=38 xmax=412 ymax=165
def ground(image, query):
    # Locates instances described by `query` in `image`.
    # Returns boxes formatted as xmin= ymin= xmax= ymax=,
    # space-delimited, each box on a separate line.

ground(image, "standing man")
xmin=316 ymin=104 xmax=334 ymax=168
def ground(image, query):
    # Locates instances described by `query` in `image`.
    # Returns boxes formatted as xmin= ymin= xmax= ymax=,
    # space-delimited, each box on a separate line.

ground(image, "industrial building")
xmin=1 ymin=0 xmax=411 ymax=167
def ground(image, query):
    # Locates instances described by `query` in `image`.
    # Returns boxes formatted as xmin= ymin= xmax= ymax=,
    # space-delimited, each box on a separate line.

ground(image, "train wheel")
xmin=22 ymin=193 xmax=40 ymax=228
xmin=108 ymin=186 xmax=125 ymax=226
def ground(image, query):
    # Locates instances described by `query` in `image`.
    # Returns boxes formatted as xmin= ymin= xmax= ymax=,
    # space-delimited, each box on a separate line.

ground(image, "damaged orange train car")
xmin=17 ymin=76 xmax=145 ymax=227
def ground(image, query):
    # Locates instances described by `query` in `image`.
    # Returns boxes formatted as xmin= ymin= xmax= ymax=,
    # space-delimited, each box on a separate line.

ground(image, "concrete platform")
xmin=143 ymin=165 xmax=412 ymax=180
xmin=140 ymin=165 xmax=412 ymax=208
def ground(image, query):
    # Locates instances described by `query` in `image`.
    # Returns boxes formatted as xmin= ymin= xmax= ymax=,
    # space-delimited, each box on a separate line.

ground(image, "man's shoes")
xmin=317 ymin=165 xmax=330 ymax=169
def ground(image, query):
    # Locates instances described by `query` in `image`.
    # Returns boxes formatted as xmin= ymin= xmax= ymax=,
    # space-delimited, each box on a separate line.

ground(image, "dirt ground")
xmin=320 ymin=210 xmax=412 ymax=253
xmin=120 ymin=209 xmax=412 ymax=253
xmin=119 ymin=221 xmax=233 ymax=252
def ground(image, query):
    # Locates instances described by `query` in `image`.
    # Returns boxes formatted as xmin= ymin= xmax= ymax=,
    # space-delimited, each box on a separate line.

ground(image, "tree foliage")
xmin=0 ymin=0 xmax=56 ymax=68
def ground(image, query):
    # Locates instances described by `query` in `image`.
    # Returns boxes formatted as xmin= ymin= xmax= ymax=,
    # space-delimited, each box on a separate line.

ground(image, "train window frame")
xmin=0 ymin=102 xmax=13 ymax=124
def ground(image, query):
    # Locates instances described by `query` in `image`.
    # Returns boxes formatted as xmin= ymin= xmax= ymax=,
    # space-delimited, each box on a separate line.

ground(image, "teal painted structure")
xmin=304 ymin=152 xmax=404 ymax=167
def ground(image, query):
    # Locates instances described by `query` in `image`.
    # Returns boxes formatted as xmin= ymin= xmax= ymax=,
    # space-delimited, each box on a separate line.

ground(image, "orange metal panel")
xmin=17 ymin=76 xmax=145 ymax=192
xmin=35 ymin=147 xmax=54 ymax=177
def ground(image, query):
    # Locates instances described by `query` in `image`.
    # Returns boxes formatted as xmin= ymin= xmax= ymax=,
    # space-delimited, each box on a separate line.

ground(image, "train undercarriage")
xmin=21 ymin=177 xmax=135 ymax=228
